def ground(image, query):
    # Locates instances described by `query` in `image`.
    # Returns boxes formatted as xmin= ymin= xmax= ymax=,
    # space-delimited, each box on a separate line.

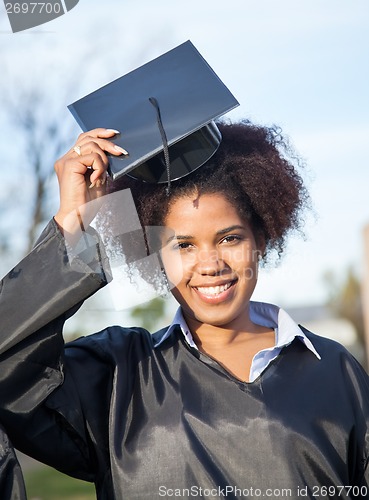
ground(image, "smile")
xmin=193 ymin=280 xmax=237 ymax=303
xmin=196 ymin=281 xmax=233 ymax=296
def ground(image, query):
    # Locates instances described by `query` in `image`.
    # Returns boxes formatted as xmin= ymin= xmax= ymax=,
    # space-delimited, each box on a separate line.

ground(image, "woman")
xmin=0 ymin=122 xmax=368 ymax=499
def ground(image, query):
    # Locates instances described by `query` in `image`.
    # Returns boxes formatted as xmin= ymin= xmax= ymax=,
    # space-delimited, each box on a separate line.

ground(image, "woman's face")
xmin=160 ymin=192 xmax=263 ymax=329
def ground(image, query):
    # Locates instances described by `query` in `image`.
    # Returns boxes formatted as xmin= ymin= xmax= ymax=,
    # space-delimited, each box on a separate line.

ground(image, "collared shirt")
xmin=154 ymin=301 xmax=321 ymax=382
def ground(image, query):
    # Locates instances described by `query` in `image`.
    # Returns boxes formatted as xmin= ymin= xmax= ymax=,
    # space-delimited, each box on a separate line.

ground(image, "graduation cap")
xmin=68 ymin=41 xmax=239 ymax=186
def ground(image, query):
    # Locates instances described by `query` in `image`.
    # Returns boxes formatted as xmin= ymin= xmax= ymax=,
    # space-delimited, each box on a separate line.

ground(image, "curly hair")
xmin=98 ymin=119 xmax=310 ymax=287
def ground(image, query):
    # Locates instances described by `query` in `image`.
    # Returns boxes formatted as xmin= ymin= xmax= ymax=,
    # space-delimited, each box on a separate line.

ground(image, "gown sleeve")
xmin=0 ymin=423 xmax=27 ymax=500
xmin=0 ymin=219 xmax=110 ymax=481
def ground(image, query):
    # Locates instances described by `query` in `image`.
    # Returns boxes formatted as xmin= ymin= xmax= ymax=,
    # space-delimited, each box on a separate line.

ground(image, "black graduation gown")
xmin=1 ymin=220 xmax=369 ymax=499
xmin=0 ymin=424 xmax=27 ymax=500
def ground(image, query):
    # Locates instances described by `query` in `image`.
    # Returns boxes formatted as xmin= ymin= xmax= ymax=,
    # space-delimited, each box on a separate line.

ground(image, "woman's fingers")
xmin=70 ymin=130 xmax=128 ymax=187
xmin=60 ymin=128 xmax=129 ymax=187
xmin=70 ymin=139 xmax=128 ymax=172
xmin=74 ymin=153 xmax=107 ymax=188
xmin=73 ymin=128 xmax=128 ymax=160
xmin=77 ymin=128 xmax=120 ymax=141
xmin=73 ymin=141 xmax=129 ymax=160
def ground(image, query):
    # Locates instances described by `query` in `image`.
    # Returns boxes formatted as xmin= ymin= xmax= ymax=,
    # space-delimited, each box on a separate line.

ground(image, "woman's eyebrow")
xmin=216 ymin=225 xmax=245 ymax=235
xmin=165 ymin=234 xmax=193 ymax=244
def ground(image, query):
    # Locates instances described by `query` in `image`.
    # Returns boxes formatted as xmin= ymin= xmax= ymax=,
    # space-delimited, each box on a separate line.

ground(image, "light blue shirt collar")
xmin=154 ymin=301 xmax=321 ymax=382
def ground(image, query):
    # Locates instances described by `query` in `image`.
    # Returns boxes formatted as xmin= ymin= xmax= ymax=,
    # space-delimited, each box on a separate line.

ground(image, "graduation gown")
xmin=0 ymin=424 xmax=27 ymax=500
xmin=0 ymin=220 xmax=369 ymax=499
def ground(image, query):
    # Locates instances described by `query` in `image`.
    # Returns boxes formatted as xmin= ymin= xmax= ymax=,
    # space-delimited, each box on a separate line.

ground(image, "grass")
xmin=24 ymin=465 xmax=96 ymax=500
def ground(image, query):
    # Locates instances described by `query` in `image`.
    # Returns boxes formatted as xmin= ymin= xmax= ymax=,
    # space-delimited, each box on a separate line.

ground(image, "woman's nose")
xmin=195 ymin=248 xmax=226 ymax=275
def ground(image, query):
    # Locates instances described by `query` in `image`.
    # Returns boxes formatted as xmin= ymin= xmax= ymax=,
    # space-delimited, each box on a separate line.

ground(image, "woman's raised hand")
xmin=54 ymin=128 xmax=127 ymax=235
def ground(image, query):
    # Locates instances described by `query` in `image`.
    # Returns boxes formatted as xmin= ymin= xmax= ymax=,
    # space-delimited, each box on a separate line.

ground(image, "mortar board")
xmin=68 ymin=41 xmax=239 ymax=186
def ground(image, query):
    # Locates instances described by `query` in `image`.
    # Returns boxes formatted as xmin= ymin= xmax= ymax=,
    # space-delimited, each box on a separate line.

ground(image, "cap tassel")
xmin=149 ymin=97 xmax=171 ymax=195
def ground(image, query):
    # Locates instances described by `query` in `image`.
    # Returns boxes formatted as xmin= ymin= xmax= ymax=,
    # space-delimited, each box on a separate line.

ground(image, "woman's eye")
xmin=221 ymin=235 xmax=242 ymax=244
xmin=173 ymin=242 xmax=193 ymax=250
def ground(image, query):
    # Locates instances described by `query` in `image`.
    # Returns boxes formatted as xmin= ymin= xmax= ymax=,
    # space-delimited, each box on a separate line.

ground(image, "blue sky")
xmin=1 ymin=0 xmax=368 ymax=310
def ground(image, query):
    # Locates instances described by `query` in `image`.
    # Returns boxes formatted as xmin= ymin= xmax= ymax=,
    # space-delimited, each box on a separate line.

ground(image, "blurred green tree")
xmin=323 ymin=265 xmax=365 ymax=353
xmin=130 ymin=297 xmax=167 ymax=332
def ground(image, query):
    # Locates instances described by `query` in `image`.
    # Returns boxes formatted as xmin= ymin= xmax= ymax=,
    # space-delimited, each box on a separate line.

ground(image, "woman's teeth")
xmin=196 ymin=282 xmax=233 ymax=296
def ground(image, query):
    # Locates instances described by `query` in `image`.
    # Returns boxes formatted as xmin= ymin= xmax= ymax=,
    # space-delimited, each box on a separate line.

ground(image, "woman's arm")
xmin=0 ymin=423 xmax=27 ymax=500
xmin=0 ymin=218 xmax=108 ymax=355
xmin=0 ymin=129 xmax=124 ymax=479
xmin=0 ymin=216 xmax=109 ymax=480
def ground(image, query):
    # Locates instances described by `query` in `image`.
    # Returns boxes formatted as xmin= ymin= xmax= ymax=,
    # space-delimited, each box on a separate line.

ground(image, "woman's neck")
xmin=184 ymin=308 xmax=272 ymax=351
xmin=183 ymin=310 xmax=275 ymax=383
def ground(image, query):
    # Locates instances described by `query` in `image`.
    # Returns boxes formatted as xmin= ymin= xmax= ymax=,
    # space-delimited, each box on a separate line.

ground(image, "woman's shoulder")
xmin=64 ymin=325 xmax=156 ymax=363
xmin=300 ymin=325 xmax=360 ymax=358
xmin=299 ymin=325 xmax=369 ymax=384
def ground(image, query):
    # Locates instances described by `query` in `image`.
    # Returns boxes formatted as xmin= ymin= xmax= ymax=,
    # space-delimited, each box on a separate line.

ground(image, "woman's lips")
xmin=193 ymin=280 xmax=237 ymax=304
